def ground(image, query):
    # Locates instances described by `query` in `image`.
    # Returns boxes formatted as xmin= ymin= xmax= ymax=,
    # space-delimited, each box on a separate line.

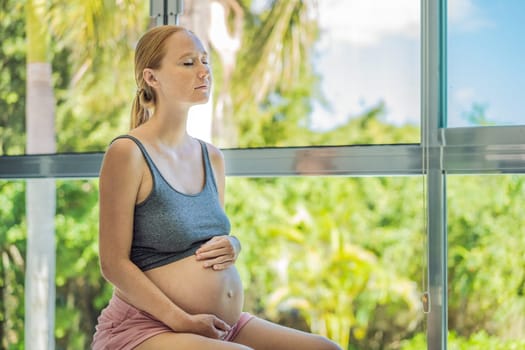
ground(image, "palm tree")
xmin=47 ymin=0 xmax=149 ymax=151
xmin=231 ymin=0 xmax=320 ymax=147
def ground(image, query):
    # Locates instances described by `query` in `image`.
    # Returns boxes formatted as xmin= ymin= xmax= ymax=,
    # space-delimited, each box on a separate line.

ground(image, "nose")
xmin=198 ymin=63 xmax=210 ymax=79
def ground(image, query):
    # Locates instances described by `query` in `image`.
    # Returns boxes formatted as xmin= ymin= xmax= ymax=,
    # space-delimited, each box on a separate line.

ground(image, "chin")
xmin=193 ymin=97 xmax=210 ymax=105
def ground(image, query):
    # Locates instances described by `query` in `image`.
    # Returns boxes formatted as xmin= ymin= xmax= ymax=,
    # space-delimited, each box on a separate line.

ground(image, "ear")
xmin=143 ymin=68 xmax=159 ymax=88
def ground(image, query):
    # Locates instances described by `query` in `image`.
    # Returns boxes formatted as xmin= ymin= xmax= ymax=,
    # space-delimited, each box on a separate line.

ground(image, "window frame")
xmin=1 ymin=1 xmax=524 ymax=349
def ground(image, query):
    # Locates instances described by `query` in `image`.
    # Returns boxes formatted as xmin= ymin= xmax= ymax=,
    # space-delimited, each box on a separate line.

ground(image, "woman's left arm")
xmin=195 ymin=142 xmax=241 ymax=270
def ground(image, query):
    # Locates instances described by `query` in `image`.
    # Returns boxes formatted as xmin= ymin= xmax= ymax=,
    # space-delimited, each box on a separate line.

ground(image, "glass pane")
xmin=54 ymin=179 xmax=108 ymax=348
xmin=8 ymin=176 xmax=427 ymax=348
xmin=0 ymin=2 xmax=26 ymax=156
xmin=448 ymin=0 xmax=525 ymax=127
xmin=0 ymin=2 xmax=150 ymax=156
xmin=217 ymin=0 xmax=420 ymax=148
xmin=226 ymin=176 xmax=426 ymax=349
xmin=1 ymin=1 xmax=420 ymax=157
xmin=0 ymin=179 xmax=105 ymax=348
xmin=447 ymin=175 xmax=525 ymax=348
xmin=309 ymin=0 xmax=421 ymax=146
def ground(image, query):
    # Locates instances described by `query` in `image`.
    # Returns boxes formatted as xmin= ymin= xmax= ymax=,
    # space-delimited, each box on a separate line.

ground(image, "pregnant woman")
xmin=91 ymin=25 xmax=341 ymax=350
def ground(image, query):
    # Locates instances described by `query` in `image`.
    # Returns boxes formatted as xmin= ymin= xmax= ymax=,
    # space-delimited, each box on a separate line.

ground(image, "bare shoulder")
xmin=106 ymin=137 xmax=140 ymax=155
xmin=202 ymin=141 xmax=225 ymax=170
xmin=201 ymin=141 xmax=226 ymax=203
xmin=100 ymin=137 xmax=144 ymax=178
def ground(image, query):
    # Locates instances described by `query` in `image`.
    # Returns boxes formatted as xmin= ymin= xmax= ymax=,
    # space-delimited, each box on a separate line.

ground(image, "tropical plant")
xmin=401 ymin=331 xmax=525 ymax=350
xmin=0 ymin=181 xmax=26 ymax=350
xmin=46 ymin=0 xmax=149 ymax=151
xmin=227 ymin=174 xmax=425 ymax=349
xmin=447 ymin=175 xmax=525 ymax=339
xmin=231 ymin=0 xmax=321 ymax=148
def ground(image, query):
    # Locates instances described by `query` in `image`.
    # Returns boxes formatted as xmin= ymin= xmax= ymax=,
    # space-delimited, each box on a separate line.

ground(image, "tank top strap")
xmin=111 ymin=135 xmax=160 ymax=182
xmin=197 ymin=139 xmax=219 ymax=193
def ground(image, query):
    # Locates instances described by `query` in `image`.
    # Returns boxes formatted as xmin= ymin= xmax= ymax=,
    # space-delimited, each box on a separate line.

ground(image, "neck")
xmin=148 ymin=103 xmax=192 ymax=146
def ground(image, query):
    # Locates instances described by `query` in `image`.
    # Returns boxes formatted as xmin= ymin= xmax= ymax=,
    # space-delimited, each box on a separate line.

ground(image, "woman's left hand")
xmin=195 ymin=235 xmax=241 ymax=270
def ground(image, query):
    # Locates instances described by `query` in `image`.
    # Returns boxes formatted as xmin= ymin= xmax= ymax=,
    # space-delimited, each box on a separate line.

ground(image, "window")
xmin=448 ymin=0 xmax=525 ymax=127
xmin=1 ymin=1 xmax=525 ymax=350
xmin=226 ymin=176 xmax=426 ymax=349
xmin=447 ymin=175 xmax=525 ymax=346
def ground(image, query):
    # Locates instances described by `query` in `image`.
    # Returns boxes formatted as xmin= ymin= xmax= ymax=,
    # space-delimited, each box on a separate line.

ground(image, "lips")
xmin=195 ymin=82 xmax=209 ymax=90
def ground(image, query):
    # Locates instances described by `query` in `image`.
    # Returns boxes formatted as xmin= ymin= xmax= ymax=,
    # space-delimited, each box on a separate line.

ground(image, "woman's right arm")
xmin=98 ymin=138 xmax=230 ymax=338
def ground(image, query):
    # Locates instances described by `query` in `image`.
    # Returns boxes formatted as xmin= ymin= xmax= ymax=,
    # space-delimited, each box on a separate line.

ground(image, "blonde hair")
xmin=130 ymin=25 xmax=188 ymax=129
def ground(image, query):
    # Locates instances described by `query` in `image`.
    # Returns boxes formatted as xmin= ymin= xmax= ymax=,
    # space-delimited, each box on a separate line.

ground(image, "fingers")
xmin=196 ymin=236 xmax=233 ymax=255
xmin=196 ymin=248 xmax=235 ymax=264
xmin=196 ymin=246 xmax=234 ymax=260
xmin=210 ymin=260 xmax=233 ymax=270
xmin=202 ymin=256 xmax=234 ymax=270
xmin=208 ymin=316 xmax=231 ymax=339
xmin=195 ymin=237 xmax=235 ymax=262
xmin=195 ymin=236 xmax=240 ymax=270
xmin=192 ymin=314 xmax=231 ymax=339
xmin=213 ymin=316 xmax=231 ymax=332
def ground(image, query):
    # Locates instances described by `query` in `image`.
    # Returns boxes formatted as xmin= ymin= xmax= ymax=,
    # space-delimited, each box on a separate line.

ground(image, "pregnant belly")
xmin=144 ymin=255 xmax=244 ymax=326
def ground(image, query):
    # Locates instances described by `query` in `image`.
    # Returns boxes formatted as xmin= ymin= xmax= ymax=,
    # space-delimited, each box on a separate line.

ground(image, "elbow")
xmin=99 ymin=256 xmax=123 ymax=284
xmin=99 ymin=258 xmax=113 ymax=282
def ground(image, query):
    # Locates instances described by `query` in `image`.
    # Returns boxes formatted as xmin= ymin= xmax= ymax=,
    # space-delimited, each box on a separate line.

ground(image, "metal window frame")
xmin=1 ymin=1 xmax=525 ymax=349
xmin=1 ymin=128 xmax=524 ymax=179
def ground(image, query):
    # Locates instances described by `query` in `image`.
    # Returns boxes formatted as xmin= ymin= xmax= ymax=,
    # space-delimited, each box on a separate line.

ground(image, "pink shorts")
xmin=91 ymin=294 xmax=253 ymax=350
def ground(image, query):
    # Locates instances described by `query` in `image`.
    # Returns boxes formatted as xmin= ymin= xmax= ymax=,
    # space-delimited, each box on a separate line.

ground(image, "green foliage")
xmin=401 ymin=331 xmax=525 ymax=350
xmin=447 ymin=175 xmax=525 ymax=339
xmin=48 ymin=0 xmax=149 ymax=152
xmin=0 ymin=181 xmax=26 ymax=349
xmin=231 ymin=0 xmax=322 ymax=148
xmin=54 ymin=180 xmax=110 ymax=349
xmin=0 ymin=0 xmax=26 ymax=155
xmin=227 ymin=176 xmax=425 ymax=348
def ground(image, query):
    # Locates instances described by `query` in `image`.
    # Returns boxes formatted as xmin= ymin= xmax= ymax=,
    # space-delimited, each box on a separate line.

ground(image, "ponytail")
xmin=130 ymin=86 xmax=155 ymax=129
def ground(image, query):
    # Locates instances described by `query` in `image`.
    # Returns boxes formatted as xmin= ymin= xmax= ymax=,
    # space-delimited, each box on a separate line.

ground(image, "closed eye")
xmin=183 ymin=60 xmax=209 ymax=66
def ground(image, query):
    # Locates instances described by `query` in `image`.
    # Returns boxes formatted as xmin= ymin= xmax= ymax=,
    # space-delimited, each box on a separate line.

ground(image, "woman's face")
xmin=148 ymin=30 xmax=212 ymax=106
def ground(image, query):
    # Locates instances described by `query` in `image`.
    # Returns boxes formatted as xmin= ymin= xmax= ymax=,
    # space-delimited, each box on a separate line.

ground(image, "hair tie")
xmin=136 ymin=88 xmax=144 ymax=96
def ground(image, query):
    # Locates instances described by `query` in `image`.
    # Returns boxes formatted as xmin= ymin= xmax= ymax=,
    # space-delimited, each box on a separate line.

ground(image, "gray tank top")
xmin=113 ymin=135 xmax=231 ymax=271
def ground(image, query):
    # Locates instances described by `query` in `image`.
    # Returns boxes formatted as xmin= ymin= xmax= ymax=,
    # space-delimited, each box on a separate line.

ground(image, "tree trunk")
xmin=25 ymin=0 xmax=56 ymax=349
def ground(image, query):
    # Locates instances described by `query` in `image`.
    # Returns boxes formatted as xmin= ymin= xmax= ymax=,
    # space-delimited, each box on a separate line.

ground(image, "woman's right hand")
xmin=187 ymin=313 xmax=231 ymax=339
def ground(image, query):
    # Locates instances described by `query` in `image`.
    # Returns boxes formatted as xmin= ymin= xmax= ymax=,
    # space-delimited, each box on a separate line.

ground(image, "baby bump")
xmin=144 ymin=255 xmax=244 ymax=326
